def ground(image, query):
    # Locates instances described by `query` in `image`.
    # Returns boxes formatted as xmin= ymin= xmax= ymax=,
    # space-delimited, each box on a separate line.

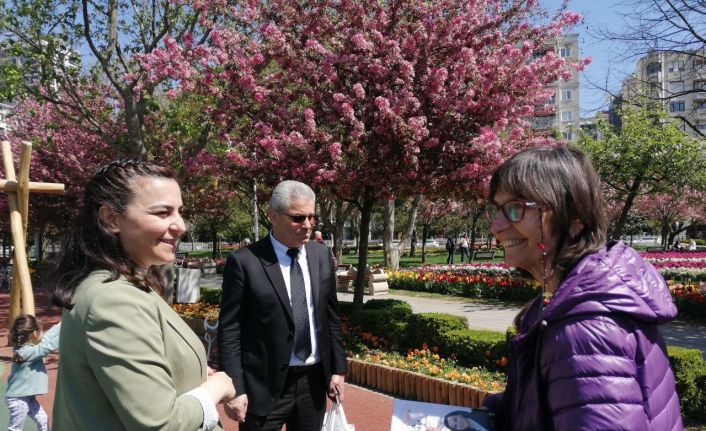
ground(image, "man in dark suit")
xmin=218 ymin=180 xmax=347 ymax=431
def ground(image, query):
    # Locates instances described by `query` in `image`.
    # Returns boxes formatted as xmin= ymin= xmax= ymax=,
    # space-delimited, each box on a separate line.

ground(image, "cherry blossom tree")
xmin=145 ymin=0 xmax=586 ymax=307
xmin=633 ymin=189 xmax=706 ymax=249
xmin=0 ymin=91 xmax=117 ymax=258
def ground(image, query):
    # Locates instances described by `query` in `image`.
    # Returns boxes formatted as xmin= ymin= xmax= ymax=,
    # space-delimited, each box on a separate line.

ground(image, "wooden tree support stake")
xmin=1 ymin=140 xmax=65 ymax=338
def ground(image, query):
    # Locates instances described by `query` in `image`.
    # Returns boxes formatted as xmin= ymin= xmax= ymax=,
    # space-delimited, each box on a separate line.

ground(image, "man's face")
xmin=268 ymin=197 xmax=315 ymax=248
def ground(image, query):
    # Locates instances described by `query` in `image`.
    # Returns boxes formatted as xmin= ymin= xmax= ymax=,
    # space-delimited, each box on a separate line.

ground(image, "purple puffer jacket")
xmin=487 ymin=241 xmax=683 ymax=430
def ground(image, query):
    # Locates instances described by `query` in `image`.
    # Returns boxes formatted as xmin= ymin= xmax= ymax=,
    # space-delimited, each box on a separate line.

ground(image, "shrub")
xmin=439 ymin=329 xmax=507 ymax=371
xmin=200 ymin=288 xmax=222 ymax=305
xmin=338 ymin=300 xmax=413 ymax=350
xmin=403 ymin=313 xmax=468 ymax=351
xmin=357 ymin=306 xmax=412 ymax=350
xmin=668 ymin=346 xmax=706 ymax=423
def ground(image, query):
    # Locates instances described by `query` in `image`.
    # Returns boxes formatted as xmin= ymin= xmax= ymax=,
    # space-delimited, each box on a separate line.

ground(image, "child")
xmin=5 ymin=314 xmax=60 ymax=431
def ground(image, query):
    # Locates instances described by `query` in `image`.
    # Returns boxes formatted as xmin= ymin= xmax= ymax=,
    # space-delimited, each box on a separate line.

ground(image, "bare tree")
xmin=593 ymin=0 xmax=706 ymax=136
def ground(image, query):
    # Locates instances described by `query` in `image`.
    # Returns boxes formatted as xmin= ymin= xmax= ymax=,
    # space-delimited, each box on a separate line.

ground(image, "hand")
xmin=328 ymin=374 xmax=345 ymax=402
xmin=207 ymin=366 xmax=216 ymax=376
xmin=201 ymin=371 xmax=236 ymax=404
xmin=225 ymin=394 xmax=248 ymax=423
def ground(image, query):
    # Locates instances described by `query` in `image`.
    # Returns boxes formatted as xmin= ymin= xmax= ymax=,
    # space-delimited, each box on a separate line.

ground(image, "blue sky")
xmin=540 ymin=0 xmax=634 ymax=117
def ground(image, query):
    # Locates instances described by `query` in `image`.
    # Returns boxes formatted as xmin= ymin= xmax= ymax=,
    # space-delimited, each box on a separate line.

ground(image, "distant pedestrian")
xmin=445 ymin=236 xmax=456 ymax=264
xmin=6 ymin=314 xmax=60 ymax=431
xmin=459 ymin=235 xmax=470 ymax=263
xmin=688 ymin=239 xmax=697 ymax=251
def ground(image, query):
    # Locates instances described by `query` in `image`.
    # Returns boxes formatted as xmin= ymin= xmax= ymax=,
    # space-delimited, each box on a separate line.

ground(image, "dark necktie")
xmin=286 ymin=248 xmax=312 ymax=361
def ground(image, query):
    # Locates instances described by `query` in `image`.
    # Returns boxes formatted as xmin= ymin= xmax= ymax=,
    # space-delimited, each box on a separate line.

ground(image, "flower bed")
xmin=346 ymin=356 xmax=501 ymax=408
xmin=351 ymin=348 xmax=505 ymax=392
xmin=668 ymin=281 xmax=706 ymax=320
xmin=172 ymin=303 xmax=219 ymax=322
xmin=388 ymin=267 xmax=540 ymax=302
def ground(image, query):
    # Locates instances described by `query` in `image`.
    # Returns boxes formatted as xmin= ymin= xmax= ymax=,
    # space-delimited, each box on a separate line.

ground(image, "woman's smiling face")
xmin=106 ymin=176 xmax=186 ymax=269
xmin=490 ymin=187 xmax=557 ymax=281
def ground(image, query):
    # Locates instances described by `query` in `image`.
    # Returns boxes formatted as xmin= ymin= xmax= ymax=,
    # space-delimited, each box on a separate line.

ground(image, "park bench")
xmin=646 ymin=246 xmax=664 ymax=252
xmin=473 ymin=250 xmax=496 ymax=260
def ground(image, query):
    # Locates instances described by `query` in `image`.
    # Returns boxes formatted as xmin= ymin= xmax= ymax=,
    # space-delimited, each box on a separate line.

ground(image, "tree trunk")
xmin=611 ymin=175 xmax=644 ymax=240
xmin=211 ymin=222 xmax=219 ymax=259
xmin=667 ymin=221 xmax=689 ymax=249
xmin=383 ymin=195 xmax=422 ymax=270
xmin=382 ymin=198 xmax=396 ymax=268
xmin=410 ymin=229 xmax=417 ymax=257
xmin=352 ymin=190 xmax=375 ymax=315
xmin=421 ymin=223 xmax=429 ymax=264
xmin=660 ymin=221 xmax=670 ymax=250
xmin=469 ymin=209 xmax=482 ymax=263
xmin=332 ymin=201 xmax=345 ymax=264
xmin=121 ymin=90 xmax=148 ymax=159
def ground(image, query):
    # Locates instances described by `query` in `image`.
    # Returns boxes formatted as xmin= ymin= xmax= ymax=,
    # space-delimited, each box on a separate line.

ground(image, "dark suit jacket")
xmin=218 ymin=235 xmax=348 ymax=416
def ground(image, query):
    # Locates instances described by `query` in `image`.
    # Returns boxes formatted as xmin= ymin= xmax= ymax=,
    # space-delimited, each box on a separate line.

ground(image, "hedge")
xmin=668 ymin=346 xmax=706 ymax=422
xmin=402 ymin=313 xmax=468 ymax=351
xmin=200 ymin=287 xmax=221 ymax=305
xmin=439 ymin=328 xmax=507 ymax=371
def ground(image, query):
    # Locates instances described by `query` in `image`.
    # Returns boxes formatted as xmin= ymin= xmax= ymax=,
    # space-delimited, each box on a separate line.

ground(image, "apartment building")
xmin=533 ymin=33 xmax=581 ymax=142
xmin=614 ymin=50 xmax=706 ymax=135
xmin=0 ymin=102 xmax=10 ymax=131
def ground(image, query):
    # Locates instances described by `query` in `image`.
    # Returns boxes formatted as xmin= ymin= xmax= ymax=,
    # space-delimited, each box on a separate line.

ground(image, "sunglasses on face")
xmin=486 ymin=200 xmax=539 ymax=223
xmin=281 ymin=212 xmax=316 ymax=223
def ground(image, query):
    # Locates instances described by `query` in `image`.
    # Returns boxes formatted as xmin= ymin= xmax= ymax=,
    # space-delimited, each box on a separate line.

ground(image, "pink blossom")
xmin=352 ymin=83 xmax=366 ymax=99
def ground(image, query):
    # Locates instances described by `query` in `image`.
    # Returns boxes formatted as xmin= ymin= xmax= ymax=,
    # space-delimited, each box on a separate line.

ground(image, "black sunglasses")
xmin=281 ymin=212 xmax=316 ymax=223
xmin=486 ymin=200 xmax=539 ymax=223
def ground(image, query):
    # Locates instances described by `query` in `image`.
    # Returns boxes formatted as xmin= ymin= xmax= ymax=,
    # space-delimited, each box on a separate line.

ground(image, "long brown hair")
xmin=50 ymin=159 xmax=178 ymax=309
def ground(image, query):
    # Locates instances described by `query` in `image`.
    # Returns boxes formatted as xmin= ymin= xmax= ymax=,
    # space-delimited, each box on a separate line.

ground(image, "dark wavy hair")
xmin=489 ymin=145 xmax=608 ymax=277
xmin=11 ymin=314 xmax=41 ymax=349
xmin=50 ymin=159 xmax=178 ymax=309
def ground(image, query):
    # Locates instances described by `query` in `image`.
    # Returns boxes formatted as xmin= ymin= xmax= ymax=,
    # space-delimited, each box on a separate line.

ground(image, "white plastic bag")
xmin=322 ymin=395 xmax=355 ymax=431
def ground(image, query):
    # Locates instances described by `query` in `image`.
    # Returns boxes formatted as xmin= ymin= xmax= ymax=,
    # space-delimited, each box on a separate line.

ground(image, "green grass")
xmin=183 ymin=247 xmax=507 ymax=267
xmin=339 ymin=249 xmax=505 ymax=268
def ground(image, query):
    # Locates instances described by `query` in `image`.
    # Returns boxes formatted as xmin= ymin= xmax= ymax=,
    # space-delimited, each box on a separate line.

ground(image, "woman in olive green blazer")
xmin=49 ymin=160 xmax=235 ymax=430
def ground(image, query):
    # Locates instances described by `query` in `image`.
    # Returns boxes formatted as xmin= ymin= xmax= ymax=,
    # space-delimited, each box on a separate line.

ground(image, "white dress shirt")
xmin=270 ymin=233 xmax=320 ymax=366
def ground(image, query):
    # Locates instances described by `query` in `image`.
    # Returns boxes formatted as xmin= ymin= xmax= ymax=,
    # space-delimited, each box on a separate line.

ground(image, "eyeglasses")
xmin=486 ymin=200 xmax=539 ymax=223
xmin=281 ymin=212 xmax=316 ymax=223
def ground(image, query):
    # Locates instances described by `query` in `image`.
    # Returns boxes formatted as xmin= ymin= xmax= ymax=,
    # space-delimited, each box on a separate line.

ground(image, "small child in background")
xmin=5 ymin=314 xmax=60 ymax=431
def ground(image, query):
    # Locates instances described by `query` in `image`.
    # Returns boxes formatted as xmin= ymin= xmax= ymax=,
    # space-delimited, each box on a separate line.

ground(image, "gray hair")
xmin=269 ymin=180 xmax=316 ymax=211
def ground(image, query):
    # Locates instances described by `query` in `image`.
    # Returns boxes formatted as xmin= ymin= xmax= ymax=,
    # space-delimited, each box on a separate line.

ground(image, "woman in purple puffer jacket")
xmin=484 ymin=146 xmax=683 ymax=430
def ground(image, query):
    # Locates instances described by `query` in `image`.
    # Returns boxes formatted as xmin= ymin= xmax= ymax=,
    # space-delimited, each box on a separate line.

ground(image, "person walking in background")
xmin=458 ymin=235 xmax=469 ymax=263
xmin=49 ymin=160 xmax=235 ymax=430
xmin=483 ymin=146 xmax=682 ymax=430
xmin=445 ymin=236 xmax=456 ymax=264
xmin=218 ymin=180 xmax=347 ymax=430
xmin=5 ymin=315 xmax=60 ymax=431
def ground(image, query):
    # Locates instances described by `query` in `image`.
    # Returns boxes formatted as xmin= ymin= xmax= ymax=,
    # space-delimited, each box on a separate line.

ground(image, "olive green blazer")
xmin=53 ymin=270 xmax=222 ymax=430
